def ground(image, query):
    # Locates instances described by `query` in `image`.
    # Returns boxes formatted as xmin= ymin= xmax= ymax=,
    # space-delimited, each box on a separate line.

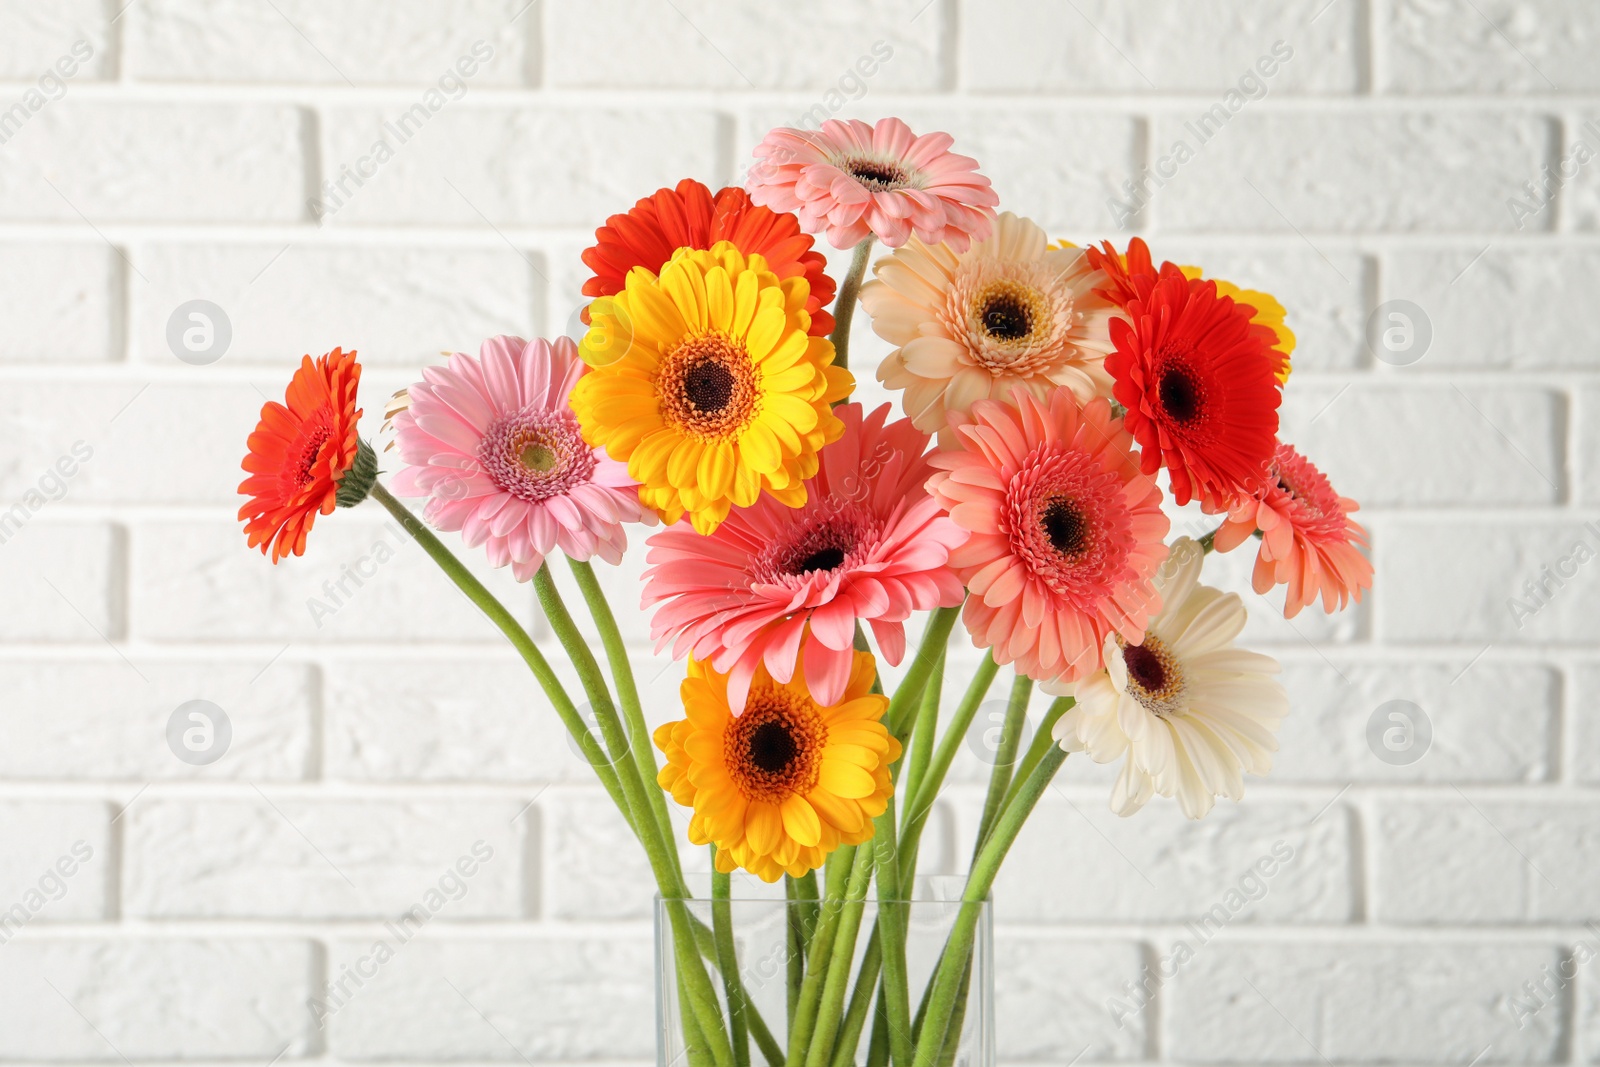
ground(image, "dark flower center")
xmin=747 ymin=720 xmax=799 ymax=774
xmin=520 ymin=443 xmax=557 ymax=472
xmin=846 ymin=158 xmax=908 ymax=190
xmin=1041 ymin=497 xmax=1089 ymax=556
xmin=296 ymin=425 xmax=332 ymax=486
xmin=982 ymin=293 xmax=1032 ymax=341
xmin=1123 ymin=642 xmax=1168 ymax=693
xmin=684 ymin=360 xmax=736 ymax=414
xmin=794 ymin=546 xmax=847 ymax=573
xmin=1158 ymin=366 xmax=1202 ymax=425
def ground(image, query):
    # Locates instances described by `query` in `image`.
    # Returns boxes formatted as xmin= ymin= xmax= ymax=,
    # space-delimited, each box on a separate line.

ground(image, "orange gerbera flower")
xmin=582 ymin=178 xmax=837 ymax=336
xmin=238 ymin=347 xmax=368 ymax=562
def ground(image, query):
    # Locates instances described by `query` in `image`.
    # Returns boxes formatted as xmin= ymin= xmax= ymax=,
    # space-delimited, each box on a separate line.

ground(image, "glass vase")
xmin=655 ymin=876 xmax=993 ymax=1067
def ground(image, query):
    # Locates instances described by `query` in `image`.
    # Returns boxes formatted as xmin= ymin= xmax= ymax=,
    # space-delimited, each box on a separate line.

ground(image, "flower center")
xmin=843 ymin=157 xmax=909 ymax=191
xmin=753 ymin=497 xmax=880 ymax=587
xmin=658 ymin=333 xmax=760 ymax=440
xmin=477 ymin=406 xmax=596 ymax=503
xmin=746 ymin=720 xmax=798 ymax=774
xmin=726 ymin=686 xmax=827 ymax=803
xmin=521 ymin=443 xmax=557 ymax=472
xmin=1117 ymin=634 xmax=1187 ymax=718
xmin=956 ymin=272 xmax=1062 ymax=372
xmin=1004 ymin=446 xmax=1133 ymax=607
xmin=1040 ymin=497 xmax=1088 ymax=556
xmin=794 ymin=546 xmax=846 ymax=573
xmin=982 ymin=292 xmax=1033 ymax=341
xmin=1154 ymin=346 xmax=1206 ymax=427
xmin=295 ymin=424 xmax=333 ymax=487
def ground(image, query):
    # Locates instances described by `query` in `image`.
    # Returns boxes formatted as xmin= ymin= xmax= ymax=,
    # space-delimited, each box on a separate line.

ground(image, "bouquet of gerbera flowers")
xmin=238 ymin=117 xmax=1372 ymax=1067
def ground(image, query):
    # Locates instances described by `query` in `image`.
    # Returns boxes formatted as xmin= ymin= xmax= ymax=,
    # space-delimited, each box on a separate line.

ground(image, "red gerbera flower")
xmin=1213 ymin=442 xmax=1373 ymax=618
xmin=1107 ymin=270 xmax=1282 ymax=507
xmin=238 ymin=347 xmax=365 ymax=562
xmin=1087 ymin=235 xmax=1162 ymax=309
xmin=581 ymin=178 xmax=837 ymax=336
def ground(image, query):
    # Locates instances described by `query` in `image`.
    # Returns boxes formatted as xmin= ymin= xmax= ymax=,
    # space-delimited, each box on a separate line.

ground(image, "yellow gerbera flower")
xmin=1179 ymin=265 xmax=1295 ymax=382
xmin=654 ymin=649 xmax=900 ymax=883
xmin=571 ymin=241 xmax=853 ymax=534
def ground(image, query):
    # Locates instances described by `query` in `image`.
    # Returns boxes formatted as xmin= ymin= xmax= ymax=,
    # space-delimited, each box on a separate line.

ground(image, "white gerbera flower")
xmin=859 ymin=211 xmax=1117 ymax=442
xmin=1050 ymin=537 xmax=1288 ymax=819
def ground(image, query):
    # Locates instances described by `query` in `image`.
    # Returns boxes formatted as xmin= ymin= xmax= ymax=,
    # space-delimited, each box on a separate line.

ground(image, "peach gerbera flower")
xmin=861 ymin=212 xmax=1118 ymax=442
xmin=642 ymin=402 xmax=967 ymax=712
xmin=747 ymin=117 xmax=998 ymax=251
xmin=928 ymin=391 xmax=1170 ymax=686
xmin=238 ymin=347 xmax=367 ymax=562
xmin=390 ymin=335 xmax=651 ymax=580
xmin=1213 ymin=442 xmax=1372 ymax=618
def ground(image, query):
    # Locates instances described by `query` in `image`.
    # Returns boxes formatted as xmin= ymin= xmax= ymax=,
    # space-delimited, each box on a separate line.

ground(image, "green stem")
xmin=910 ymin=748 xmax=1069 ymax=1067
xmin=713 ymin=861 xmax=752 ymax=1067
xmin=787 ymin=847 xmax=855 ymax=1067
xmin=871 ymin=806 xmax=914 ymax=1067
xmin=531 ymin=565 xmax=732 ymax=1067
xmin=805 ymin=844 xmax=877 ymax=1067
xmin=830 ymin=928 xmax=883 ymax=1067
xmin=972 ymin=673 xmax=1032 ymax=858
xmin=866 ymin=992 xmax=891 ymax=1067
xmin=899 ymin=650 xmax=944 ymax=818
xmin=828 ymin=237 xmax=875 ymax=374
xmin=786 ymin=872 xmax=818 ymax=1031
xmin=998 ymin=697 xmax=1072 ymax=819
xmin=898 ymin=657 xmax=1000 ymax=885
xmin=887 ymin=607 xmax=961 ymax=741
xmin=567 ymin=558 xmax=683 ymax=882
xmin=367 ymin=484 xmax=634 ymax=820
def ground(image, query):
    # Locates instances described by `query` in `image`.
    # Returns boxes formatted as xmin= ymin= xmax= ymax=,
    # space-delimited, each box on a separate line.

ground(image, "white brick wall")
xmin=0 ymin=0 xmax=1595 ymax=1063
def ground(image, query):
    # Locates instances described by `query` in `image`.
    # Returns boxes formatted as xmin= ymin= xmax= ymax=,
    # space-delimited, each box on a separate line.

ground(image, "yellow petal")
xmin=780 ymin=795 xmax=822 ymax=848
xmin=818 ymin=760 xmax=875 ymax=800
xmin=705 ymin=265 xmax=734 ymax=333
xmin=745 ymin=801 xmax=783 ymax=855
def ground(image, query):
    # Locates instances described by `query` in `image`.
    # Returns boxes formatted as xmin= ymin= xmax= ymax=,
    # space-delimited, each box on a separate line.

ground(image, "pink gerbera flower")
xmin=747 ymin=117 xmax=999 ymax=252
xmin=391 ymin=335 xmax=651 ymax=580
xmin=642 ymin=403 xmax=967 ymax=712
xmin=1212 ymin=442 xmax=1372 ymax=618
xmin=928 ymin=392 xmax=1170 ymax=686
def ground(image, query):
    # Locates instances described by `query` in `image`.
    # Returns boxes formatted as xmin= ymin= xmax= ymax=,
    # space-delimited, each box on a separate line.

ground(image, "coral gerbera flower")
xmin=238 ymin=347 xmax=368 ymax=562
xmin=582 ymin=178 xmax=837 ymax=336
xmin=654 ymin=650 xmax=900 ymax=882
xmin=642 ymin=403 xmax=967 ymax=712
xmin=861 ymin=212 xmax=1118 ymax=441
xmin=571 ymin=241 xmax=852 ymax=534
xmin=389 ymin=335 xmax=650 ymax=581
xmin=1052 ymin=538 xmax=1288 ymax=820
xmin=747 ymin=117 xmax=998 ymax=251
xmin=928 ymin=391 xmax=1170 ymax=686
xmin=1105 ymin=268 xmax=1283 ymax=508
xmin=1213 ymin=441 xmax=1373 ymax=618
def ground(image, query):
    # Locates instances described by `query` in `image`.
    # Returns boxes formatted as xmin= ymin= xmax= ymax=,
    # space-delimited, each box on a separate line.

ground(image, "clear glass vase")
xmin=655 ymin=876 xmax=993 ymax=1067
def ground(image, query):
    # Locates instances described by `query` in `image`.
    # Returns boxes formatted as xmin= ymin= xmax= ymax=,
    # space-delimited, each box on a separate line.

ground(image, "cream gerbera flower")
xmin=1050 ymin=537 xmax=1287 ymax=819
xmin=860 ymin=211 xmax=1117 ymax=440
